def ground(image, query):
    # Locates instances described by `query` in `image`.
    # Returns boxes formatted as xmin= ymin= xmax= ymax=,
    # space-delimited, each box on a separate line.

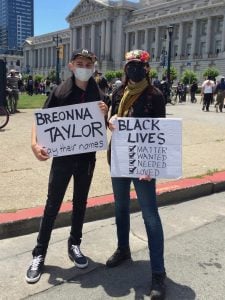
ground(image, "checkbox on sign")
xmin=129 ymin=159 xmax=136 ymax=165
xmin=129 ymin=152 xmax=136 ymax=159
xmin=129 ymin=145 xmax=136 ymax=152
xmin=129 ymin=167 xmax=137 ymax=174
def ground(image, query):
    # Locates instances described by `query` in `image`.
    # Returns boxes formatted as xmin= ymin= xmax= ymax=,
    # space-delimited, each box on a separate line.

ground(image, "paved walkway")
xmin=1 ymin=100 xmax=225 ymax=212
xmin=1 ymin=192 xmax=225 ymax=299
xmin=1 ymin=100 xmax=225 ymax=237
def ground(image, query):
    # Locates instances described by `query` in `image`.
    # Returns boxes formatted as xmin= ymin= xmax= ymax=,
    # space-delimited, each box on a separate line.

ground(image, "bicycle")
xmin=167 ymin=88 xmax=177 ymax=105
xmin=0 ymin=105 xmax=9 ymax=129
xmin=6 ymin=88 xmax=18 ymax=114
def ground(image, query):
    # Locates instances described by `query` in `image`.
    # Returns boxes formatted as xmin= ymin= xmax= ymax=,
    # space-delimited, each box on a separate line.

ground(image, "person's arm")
xmin=31 ymin=122 xmax=49 ymax=161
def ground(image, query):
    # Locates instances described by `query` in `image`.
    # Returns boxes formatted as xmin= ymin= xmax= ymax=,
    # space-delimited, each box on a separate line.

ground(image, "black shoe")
xmin=25 ymin=255 xmax=45 ymax=283
xmin=150 ymin=272 xmax=166 ymax=300
xmin=106 ymin=247 xmax=131 ymax=268
xmin=68 ymin=244 xmax=88 ymax=268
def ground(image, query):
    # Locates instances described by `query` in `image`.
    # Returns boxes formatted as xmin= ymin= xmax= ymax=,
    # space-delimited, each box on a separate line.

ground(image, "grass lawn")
xmin=18 ymin=93 xmax=47 ymax=109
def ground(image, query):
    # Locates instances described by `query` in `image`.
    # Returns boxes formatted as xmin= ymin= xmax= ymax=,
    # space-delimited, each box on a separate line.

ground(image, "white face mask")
xmin=74 ymin=68 xmax=93 ymax=82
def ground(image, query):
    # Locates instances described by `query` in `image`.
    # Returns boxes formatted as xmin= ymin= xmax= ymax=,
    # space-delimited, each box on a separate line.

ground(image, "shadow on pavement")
xmin=42 ymin=258 xmax=196 ymax=299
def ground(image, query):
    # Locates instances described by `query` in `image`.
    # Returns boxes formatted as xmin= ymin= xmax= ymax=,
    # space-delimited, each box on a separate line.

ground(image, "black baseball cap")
xmin=70 ymin=49 xmax=97 ymax=63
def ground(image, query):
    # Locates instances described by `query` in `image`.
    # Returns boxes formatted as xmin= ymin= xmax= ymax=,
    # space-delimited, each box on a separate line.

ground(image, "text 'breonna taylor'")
xmin=34 ymin=102 xmax=108 ymax=157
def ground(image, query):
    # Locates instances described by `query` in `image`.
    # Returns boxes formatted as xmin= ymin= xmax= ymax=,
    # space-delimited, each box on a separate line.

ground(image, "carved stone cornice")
xmin=125 ymin=3 xmax=225 ymax=29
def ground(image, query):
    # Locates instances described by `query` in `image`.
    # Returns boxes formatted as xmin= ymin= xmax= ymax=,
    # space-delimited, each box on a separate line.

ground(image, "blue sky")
xmin=34 ymin=0 xmax=79 ymax=35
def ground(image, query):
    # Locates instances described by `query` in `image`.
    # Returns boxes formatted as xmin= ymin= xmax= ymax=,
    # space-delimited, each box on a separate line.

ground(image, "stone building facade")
xmin=23 ymin=0 xmax=225 ymax=80
xmin=23 ymin=29 xmax=71 ymax=80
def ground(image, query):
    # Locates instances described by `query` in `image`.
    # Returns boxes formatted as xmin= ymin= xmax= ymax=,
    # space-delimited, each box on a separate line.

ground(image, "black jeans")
xmin=33 ymin=156 xmax=96 ymax=256
xmin=203 ymin=93 xmax=213 ymax=111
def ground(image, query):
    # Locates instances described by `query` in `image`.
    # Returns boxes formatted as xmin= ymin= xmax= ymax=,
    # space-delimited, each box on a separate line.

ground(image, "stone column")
xmin=191 ymin=19 xmax=197 ymax=56
xmin=81 ymin=26 xmax=85 ymax=48
xmin=70 ymin=28 xmax=73 ymax=52
xmin=29 ymin=49 xmax=33 ymax=70
xmin=206 ymin=17 xmax=212 ymax=54
xmin=101 ymin=20 xmax=106 ymax=59
xmin=221 ymin=15 xmax=225 ymax=52
xmin=125 ymin=32 xmax=129 ymax=52
xmin=91 ymin=23 xmax=95 ymax=52
xmin=42 ymin=48 xmax=45 ymax=68
xmin=51 ymin=47 xmax=54 ymax=67
xmin=114 ymin=13 xmax=124 ymax=66
xmin=134 ymin=30 xmax=138 ymax=49
xmin=105 ymin=19 xmax=111 ymax=60
xmin=144 ymin=29 xmax=149 ymax=51
xmin=178 ymin=22 xmax=183 ymax=57
xmin=38 ymin=49 xmax=41 ymax=68
xmin=155 ymin=26 xmax=159 ymax=59
xmin=73 ymin=28 xmax=77 ymax=51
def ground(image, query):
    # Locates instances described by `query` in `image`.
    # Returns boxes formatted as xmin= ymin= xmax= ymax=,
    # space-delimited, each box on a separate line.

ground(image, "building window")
xmin=215 ymin=40 xmax=221 ymax=53
xmin=151 ymin=48 xmax=155 ymax=58
xmin=217 ymin=18 xmax=223 ymax=33
xmin=152 ymin=30 xmax=155 ymax=42
xmin=138 ymin=30 xmax=145 ymax=48
xmin=128 ymin=32 xmax=135 ymax=49
xmin=173 ymin=45 xmax=178 ymax=57
xmin=201 ymin=21 xmax=207 ymax=35
xmin=200 ymin=42 xmax=206 ymax=55
xmin=186 ymin=44 xmax=191 ymax=56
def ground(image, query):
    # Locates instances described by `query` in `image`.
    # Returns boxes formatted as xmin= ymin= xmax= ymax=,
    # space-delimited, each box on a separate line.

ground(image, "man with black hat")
xmin=25 ymin=49 xmax=108 ymax=284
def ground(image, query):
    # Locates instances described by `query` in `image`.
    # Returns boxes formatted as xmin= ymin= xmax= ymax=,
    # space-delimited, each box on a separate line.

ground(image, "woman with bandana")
xmin=107 ymin=50 xmax=166 ymax=300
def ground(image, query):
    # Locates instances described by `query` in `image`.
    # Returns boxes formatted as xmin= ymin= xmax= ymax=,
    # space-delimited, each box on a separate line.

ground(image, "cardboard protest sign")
xmin=111 ymin=117 xmax=182 ymax=179
xmin=34 ymin=102 xmax=107 ymax=157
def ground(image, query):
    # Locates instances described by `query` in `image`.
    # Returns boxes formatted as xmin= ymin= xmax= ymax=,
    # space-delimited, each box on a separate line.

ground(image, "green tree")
xmin=104 ymin=70 xmax=116 ymax=82
xmin=115 ymin=70 xmax=124 ymax=80
xmin=181 ymin=70 xmax=198 ymax=85
xmin=149 ymin=68 xmax=158 ymax=79
xmin=162 ymin=66 xmax=178 ymax=81
xmin=203 ymin=68 xmax=219 ymax=80
xmin=48 ymin=70 xmax=57 ymax=82
xmin=22 ymin=74 xmax=29 ymax=82
xmin=34 ymin=74 xmax=44 ymax=83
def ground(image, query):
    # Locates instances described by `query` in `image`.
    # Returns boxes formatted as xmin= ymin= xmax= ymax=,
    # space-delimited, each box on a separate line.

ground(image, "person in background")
xmin=93 ymin=70 xmax=109 ymax=94
xmin=107 ymin=49 xmax=167 ymax=300
xmin=214 ymin=77 xmax=225 ymax=112
xmin=190 ymin=80 xmax=198 ymax=103
xmin=201 ymin=76 xmax=215 ymax=111
xmin=159 ymin=76 xmax=170 ymax=104
xmin=26 ymin=75 xmax=34 ymax=96
xmin=45 ymin=77 xmax=51 ymax=96
xmin=153 ymin=76 xmax=161 ymax=89
xmin=25 ymin=49 xmax=108 ymax=284
xmin=6 ymin=69 xmax=20 ymax=113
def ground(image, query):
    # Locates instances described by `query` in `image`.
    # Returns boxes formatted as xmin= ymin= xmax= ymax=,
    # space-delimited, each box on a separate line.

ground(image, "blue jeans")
xmin=111 ymin=177 xmax=165 ymax=273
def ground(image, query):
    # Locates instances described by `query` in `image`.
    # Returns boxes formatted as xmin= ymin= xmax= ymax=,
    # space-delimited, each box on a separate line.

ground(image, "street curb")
xmin=1 ymin=171 xmax=225 ymax=239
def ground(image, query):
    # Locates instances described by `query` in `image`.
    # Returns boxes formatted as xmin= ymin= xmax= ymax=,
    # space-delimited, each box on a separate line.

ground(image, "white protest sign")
xmin=111 ymin=117 xmax=182 ymax=179
xmin=34 ymin=102 xmax=107 ymax=157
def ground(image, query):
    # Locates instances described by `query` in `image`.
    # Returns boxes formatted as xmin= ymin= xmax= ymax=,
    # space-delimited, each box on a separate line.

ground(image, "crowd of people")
xmin=6 ymin=64 xmax=225 ymax=115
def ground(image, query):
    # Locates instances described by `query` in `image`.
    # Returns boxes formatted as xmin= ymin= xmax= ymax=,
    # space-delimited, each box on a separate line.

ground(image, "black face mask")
xmin=126 ymin=63 xmax=146 ymax=82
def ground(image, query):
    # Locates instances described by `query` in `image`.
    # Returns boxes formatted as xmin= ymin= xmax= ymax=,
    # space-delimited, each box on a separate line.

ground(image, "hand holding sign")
xmin=108 ymin=115 xmax=117 ymax=131
xmin=31 ymin=143 xmax=49 ymax=161
xmin=98 ymin=101 xmax=108 ymax=116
